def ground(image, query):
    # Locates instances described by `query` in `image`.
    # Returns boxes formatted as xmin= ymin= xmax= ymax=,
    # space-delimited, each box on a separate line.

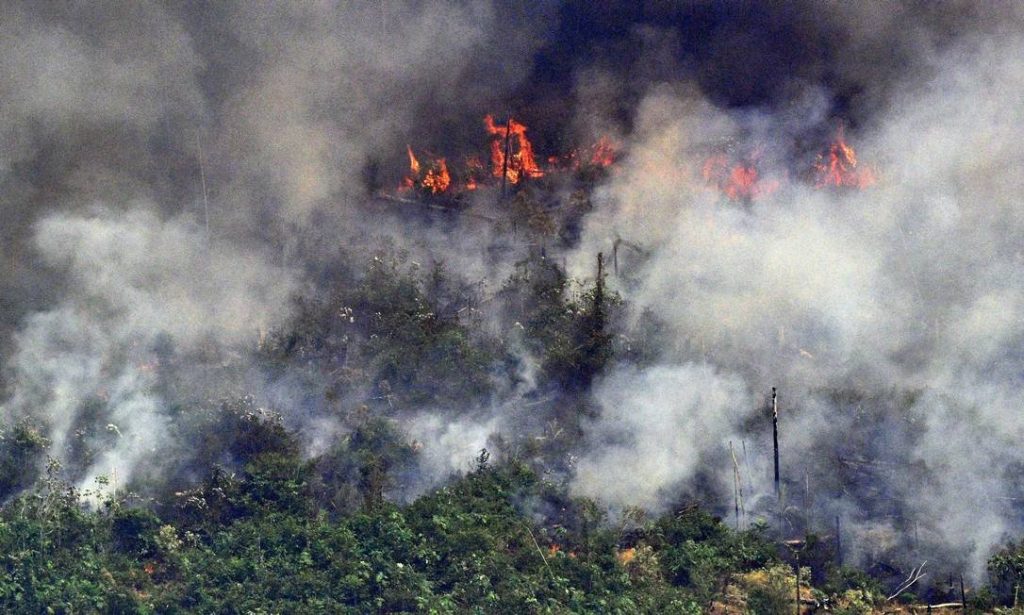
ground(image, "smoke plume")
xmin=2 ymin=0 xmax=1023 ymax=582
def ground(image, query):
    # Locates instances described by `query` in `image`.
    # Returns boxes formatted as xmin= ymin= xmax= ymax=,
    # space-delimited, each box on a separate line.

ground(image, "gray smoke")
xmin=2 ymin=207 xmax=295 ymax=493
xmin=568 ymin=16 xmax=1024 ymax=576
xmin=0 ymin=1 xmax=552 ymax=495
xmin=2 ymin=0 xmax=1022 ymax=581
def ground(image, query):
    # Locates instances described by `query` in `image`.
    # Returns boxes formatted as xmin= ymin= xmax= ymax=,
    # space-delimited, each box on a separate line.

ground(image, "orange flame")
xmin=399 ymin=146 xmax=450 ymax=194
xmin=547 ymin=544 xmax=577 ymax=558
xmin=484 ymin=115 xmax=544 ymax=184
xmin=702 ymin=154 xmax=779 ymax=200
xmin=421 ymin=158 xmax=450 ymax=194
xmin=398 ymin=145 xmax=419 ymax=192
xmin=394 ymin=118 xmax=622 ymax=198
xmin=814 ymin=127 xmax=876 ymax=188
xmin=407 ymin=145 xmax=420 ymax=176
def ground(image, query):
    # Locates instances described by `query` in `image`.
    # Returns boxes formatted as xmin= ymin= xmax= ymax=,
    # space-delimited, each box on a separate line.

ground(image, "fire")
xmin=421 ymin=157 xmax=450 ymax=194
xmin=399 ymin=146 xmax=419 ymax=191
xmin=589 ymin=136 xmax=617 ymax=167
xmin=392 ymin=114 xmax=622 ymax=199
xmin=484 ymin=114 xmax=544 ymax=184
xmin=546 ymin=137 xmax=619 ymax=172
xmin=547 ymin=544 xmax=577 ymax=558
xmin=406 ymin=145 xmax=420 ymax=176
xmin=390 ymin=112 xmax=881 ymax=202
xmin=399 ymin=146 xmax=450 ymax=194
xmin=814 ymin=127 xmax=876 ymax=188
xmin=702 ymin=154 xmax=779 ymax=201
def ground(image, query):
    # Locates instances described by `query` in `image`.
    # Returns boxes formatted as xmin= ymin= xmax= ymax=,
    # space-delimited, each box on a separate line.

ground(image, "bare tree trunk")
xmin=197 ymin=132 xmax=210 ymax=244
xmin=773 ymin=387 xmax=780 ymax=502
xmin=501 ymin=113 xmax=512 ymax=196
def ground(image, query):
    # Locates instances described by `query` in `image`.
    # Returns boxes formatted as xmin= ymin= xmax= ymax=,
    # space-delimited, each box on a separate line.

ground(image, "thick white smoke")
xmin=1 ymin=208 xmax=295 ymax=493
xmin=569 ymin=27 xmax=1024 ymax=574
xmin=0 ymin=1 xmax=551 ymax=497
xmin=2 ymin=0 xmax=1023 ymax=582
xmin=572 ymin=364 xmax=751 ymax=511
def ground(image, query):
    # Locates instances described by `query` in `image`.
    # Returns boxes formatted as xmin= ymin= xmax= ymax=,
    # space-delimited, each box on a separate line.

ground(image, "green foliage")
xmin=0 ymin=447 xmax=759 ymax=613
xmin=649 ymin=508 xmax=776 ymax=600
xmin=500 ymin=251 xmax=619 ymax=391
xmin=822 ymin=565 xmax=883 ymax=598
xmin=742 ymin=564 xmax=803 ymax=615
xmin=312 ymin=416 xmax=418 ymax=514
xmin=111 ymin=507 xmax=160 ymax=556
xmin=263 ymin=245 xmax=503 ymax=410
xmin=989 ymin=539 xmax=1024 ymax=606
xmin=0 ymin=236 xmax=939 ymax=613
xmin=0 ymin=421 xmax=48 ymax=499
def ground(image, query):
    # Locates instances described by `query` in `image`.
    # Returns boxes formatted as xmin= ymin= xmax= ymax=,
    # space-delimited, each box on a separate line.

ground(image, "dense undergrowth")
xmin=1 ymin=211 xmax=1023 ymax=613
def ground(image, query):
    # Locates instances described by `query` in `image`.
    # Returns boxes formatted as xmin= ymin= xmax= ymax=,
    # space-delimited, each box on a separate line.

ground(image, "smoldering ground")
xmin=1 ymin=0 xmax=1023 ymax=582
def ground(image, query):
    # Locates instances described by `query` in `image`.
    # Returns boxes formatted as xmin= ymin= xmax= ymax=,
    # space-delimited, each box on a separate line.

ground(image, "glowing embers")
xmin=589 ymin=136 xmax=617 ymax=168
xmin=814 ymin=127 xmax=876 ymax=189
xmin=701 ymin=153 xmax=780 ymax=201
xmin=399 ymin=146 xmax=450 ymax=194
xmin=484 ymin=114 xmax=544 ymax=184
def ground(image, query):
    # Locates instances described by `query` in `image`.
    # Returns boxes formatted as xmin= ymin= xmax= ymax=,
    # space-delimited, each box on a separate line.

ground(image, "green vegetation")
xmin=0 ymin=439 xmax=777 ymax=613
xmin=0 ymin=240 xmax=1019 ymax=613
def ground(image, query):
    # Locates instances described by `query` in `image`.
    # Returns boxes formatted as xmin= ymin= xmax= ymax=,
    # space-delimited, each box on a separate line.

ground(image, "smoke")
xmin=1 ymin=207 xmax=295 ymax=492
xmin=0 ymin=0 xmax=554 ymax=494
xmin=2 ymin=0 xmax=1023 ymax=581
xmin=568 ymin=12 xmax=1024 ymax=576
xmin=405 ymin=412 xmax=501 ymax=491
xmin=572 ymin=364 xmax=751 ymax=511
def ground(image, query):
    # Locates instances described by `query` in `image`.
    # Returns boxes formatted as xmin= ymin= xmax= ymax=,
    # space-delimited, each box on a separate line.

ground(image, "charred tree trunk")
xmin=836 ymin=515 xmax=843 ymax=568
xmin=501 ymin=114 xmax=512 ymax=197
xmin=773 ymin=387 xmax=780 ymax=502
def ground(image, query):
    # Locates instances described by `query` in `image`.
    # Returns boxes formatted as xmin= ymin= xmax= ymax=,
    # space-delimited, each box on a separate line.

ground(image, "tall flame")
xmin=814 ymin=127 xmax=876 ymax=188
xmin=407 ymin=145 xmax=420 ymax=176
xmin=399 ymin=145 xmax=420 ymax=191
xmin=484 ymin=114 xmax=544 ymax=184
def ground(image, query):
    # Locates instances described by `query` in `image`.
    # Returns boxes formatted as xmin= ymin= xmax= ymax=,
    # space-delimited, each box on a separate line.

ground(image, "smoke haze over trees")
xmin=2 ymin=1 xmax=1024 ymax=609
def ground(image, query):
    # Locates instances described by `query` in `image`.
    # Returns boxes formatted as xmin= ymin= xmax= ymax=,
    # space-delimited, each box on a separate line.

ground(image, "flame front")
xmin=392 ymin=115 xmax=620 ymax=199
xmin=814 ymin=127 xmax=876 ymax=188
xmin=484 ymin=115 xmax=544 ymax=184
xmin=392 ymin=113 xmax=880 ymax=202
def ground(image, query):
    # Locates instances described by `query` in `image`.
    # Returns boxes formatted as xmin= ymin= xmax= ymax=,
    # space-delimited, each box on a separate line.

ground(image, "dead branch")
xmin=887 ymin=561 xmax=927 ymax=601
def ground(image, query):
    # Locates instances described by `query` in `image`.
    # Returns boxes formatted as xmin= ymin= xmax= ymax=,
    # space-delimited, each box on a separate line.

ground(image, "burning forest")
xmin=394 ymin=113 xmax=618 ymax=200
xmin=392 ymin=113 xmax=876 ymax=209
xmin=1 ymin=2 xmax=1024 ymax=612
